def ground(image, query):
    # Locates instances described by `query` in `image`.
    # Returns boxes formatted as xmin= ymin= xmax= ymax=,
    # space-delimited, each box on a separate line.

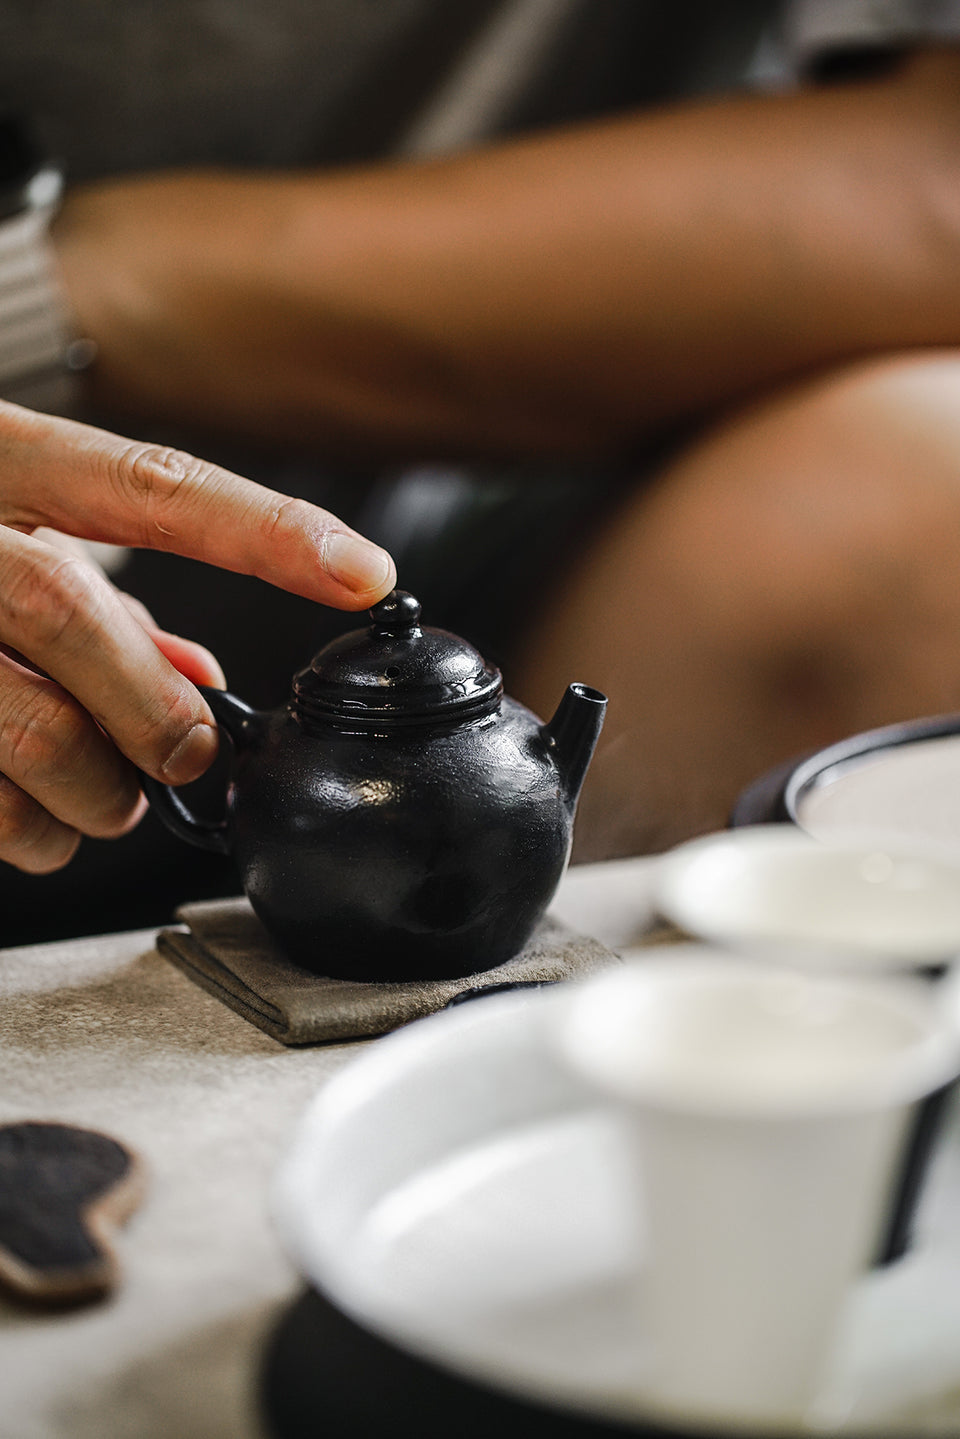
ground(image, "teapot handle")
xmin=140 ymin=687 xmax=260 ymax=855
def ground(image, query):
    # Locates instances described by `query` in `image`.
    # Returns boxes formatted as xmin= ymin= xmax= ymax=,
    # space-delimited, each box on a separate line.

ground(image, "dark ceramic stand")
xmin=259 ymin=1287 xmax=728 ymax=1439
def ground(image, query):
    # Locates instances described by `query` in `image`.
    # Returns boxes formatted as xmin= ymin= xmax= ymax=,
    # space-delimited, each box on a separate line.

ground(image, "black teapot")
xmin=143 ymin=591 xmax=606 ymax=981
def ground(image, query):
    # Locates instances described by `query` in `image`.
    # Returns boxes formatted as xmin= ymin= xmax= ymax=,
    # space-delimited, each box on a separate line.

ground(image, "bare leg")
xmin=514 ymin=351 xmax=960 ymax=859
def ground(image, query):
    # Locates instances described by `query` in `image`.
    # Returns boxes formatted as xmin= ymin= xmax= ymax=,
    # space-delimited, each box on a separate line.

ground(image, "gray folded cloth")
xmin=156 ymin=897 xmax=618 ymax=1046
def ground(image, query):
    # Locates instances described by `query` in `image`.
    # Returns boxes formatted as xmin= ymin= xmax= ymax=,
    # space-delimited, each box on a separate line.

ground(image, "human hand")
xmin=0 ymin=401 xmax=396 ymax=872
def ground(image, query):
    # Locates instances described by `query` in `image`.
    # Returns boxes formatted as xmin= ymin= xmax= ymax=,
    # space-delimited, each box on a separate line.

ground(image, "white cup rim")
xmin=557 ymin=949 xmax=960 ymax=1119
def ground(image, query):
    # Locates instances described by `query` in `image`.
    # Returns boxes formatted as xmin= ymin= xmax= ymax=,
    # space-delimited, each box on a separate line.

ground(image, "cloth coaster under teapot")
xmin=156 ymin=897 xmax=618 ymax=1047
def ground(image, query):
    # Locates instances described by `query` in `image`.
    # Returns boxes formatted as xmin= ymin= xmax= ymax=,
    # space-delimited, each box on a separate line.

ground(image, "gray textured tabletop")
xmin=0 ymin=924 xmax=357 ymax=1439
xmin=4 ymin=855 xmax=958 ymax=1438
xmin=0 ymin=860 xmax=650 ymax=1439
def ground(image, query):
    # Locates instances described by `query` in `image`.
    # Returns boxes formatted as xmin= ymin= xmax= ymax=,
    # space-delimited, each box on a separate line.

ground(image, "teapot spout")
xmin=542 ymin=684 xmax=607 ymax=806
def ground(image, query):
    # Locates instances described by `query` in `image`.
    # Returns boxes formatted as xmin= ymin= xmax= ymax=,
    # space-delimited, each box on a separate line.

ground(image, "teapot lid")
xmin=292 ymin=590 xmax=502 ymax=728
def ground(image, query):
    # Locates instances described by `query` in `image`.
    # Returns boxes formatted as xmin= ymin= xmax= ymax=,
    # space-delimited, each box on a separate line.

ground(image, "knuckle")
xmin=0 ymin=776 xmax=40 ymax=843
xmin=264 ymin=495 xmax=314 ymax=544
xmin=0 ymin=776 xmax=78 ymax=872
xmin=4 ymin=685 xmax=90 ymax=787
xmin=0 ymin=684 xmax=139 ymax=838
xmin=3 ymin=549 xmax=106 ymax=653
xmin=111 ymin=444 xmax=212 ymax=544
xmin=115 ymin=443 xmax=199 ymax=497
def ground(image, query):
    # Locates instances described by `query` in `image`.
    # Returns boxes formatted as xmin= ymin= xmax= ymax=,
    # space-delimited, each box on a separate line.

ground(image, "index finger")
xmin=0 ymin=402 xmax=396 ymax=609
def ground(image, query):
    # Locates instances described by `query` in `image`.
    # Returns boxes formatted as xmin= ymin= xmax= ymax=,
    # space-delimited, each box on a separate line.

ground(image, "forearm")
xmin=52 ymin=49 xmax=960 ymax=461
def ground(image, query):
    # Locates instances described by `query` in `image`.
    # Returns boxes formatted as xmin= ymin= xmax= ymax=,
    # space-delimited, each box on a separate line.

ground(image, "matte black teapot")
xmin=144 ymin=591 xmax=606 ymax=981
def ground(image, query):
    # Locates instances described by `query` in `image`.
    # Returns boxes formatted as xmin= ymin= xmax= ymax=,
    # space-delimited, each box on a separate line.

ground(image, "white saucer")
xmin=272 ymin=984 xmax=960 ymax=1435
xmin=548 ymin=855 xmax=661 ymax=951
xmin=653 ymin=827 xmax=960 ymax=969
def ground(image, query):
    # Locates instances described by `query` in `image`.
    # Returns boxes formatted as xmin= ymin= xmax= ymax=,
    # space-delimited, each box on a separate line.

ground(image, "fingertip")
xmin=20 ymin=827 xmax=82 ymax=875
xmin=151 ymin=631 xmax=228 ymax=689
xmin=116 ymin=790 xmax=149 ymax=836
xmin=322 ymin=533 xmax=396 ymax=607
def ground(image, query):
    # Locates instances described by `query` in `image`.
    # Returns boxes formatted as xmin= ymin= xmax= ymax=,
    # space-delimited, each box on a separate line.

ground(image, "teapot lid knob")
xmin=293 ymin=587 xmax=502 ymax=729
xmin=369 ymin=590 xmax=421 ymax=631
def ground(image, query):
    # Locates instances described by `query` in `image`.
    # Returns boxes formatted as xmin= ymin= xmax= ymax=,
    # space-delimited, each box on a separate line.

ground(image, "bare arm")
xmin=52 ymin=48 xmax=960 ymax=462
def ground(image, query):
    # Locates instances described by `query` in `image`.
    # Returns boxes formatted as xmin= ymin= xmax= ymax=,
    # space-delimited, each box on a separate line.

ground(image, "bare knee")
xmin=525 ymin=347 xmax=960 ymax=688
xmin=658 ymin=349 xmax=960 ymax=619
xmin=516 ymin=348 xmax=960 ymax=857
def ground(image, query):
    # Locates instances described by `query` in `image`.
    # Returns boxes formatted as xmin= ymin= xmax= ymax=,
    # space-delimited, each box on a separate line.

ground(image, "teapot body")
xmin=227 ymin=697 xmax=572 ymax=980
xmin=143 ymin=592 xmax=606 ymax=981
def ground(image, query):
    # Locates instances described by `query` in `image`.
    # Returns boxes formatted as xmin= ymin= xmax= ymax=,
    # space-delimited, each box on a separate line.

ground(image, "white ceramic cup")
xmin=652 ymin=826 xmax=960 ymax=1267
xmin=557 ymin=952 xmax=960 ymax=1432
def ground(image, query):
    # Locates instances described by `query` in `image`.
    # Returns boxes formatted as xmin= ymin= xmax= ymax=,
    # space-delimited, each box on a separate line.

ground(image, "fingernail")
xmin=161 ymin=722 xmax=219 ymax=785
xmin=324 ymin=533 xmax=394 ymax=595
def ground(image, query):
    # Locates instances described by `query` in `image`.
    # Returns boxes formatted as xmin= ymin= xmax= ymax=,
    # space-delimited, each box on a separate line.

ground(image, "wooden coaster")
xmin=0 ymin=1121 xmax=144 ymax=1306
